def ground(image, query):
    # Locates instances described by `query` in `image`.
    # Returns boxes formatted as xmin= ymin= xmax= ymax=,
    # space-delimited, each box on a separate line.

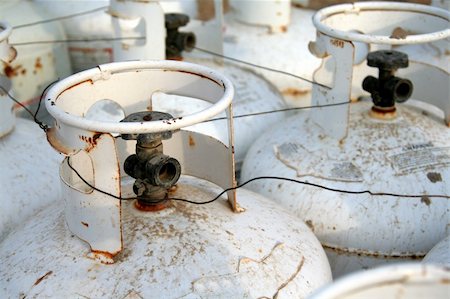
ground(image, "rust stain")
xmin=445 ymin=49 xmax=450 ymax=56
xmin=3 ymin=64 xmax=24 ymax=78
xmin=80 ymin=132 xmax=102 ymax=152
xmin=189 ymin=135 xmax=195 ymax=147
xmin=174 ymin=69 xmax=222 ymax=87
xmin=134 ymin=199 xmax=168 ymax=212
xmin=279 ymin=25 xmax=287 ymax=33
xmin=390 ymin=27 xmax=409 ymax=40
xmin=322 ymin=244 xmax=425 ymax=259
xmin=330 ymin=38 xmax=344 ymax=48
xmin=369 ymin=106 xmax=397 ymax=120
xmin=46 ymin=128 xmax=74 ymax=155
xmin=281 ymin=88 xmax=309 ymax=97
xmin=90 ymin=250 xmax=115 ymax=261
xmin=305 ymin=220 xmax=314 ymax=232
xmin=33 ymin=271 xmax=53 ymax=286
xmin=421 ymin=196 xmax=431 ymax=206
xmin=427 ymin=172 xmax=442 ymax=183
xmin=35 ymin=57 xmax=43 ymax=72
xmin=81 ymin=221 xmax=89 ymax=228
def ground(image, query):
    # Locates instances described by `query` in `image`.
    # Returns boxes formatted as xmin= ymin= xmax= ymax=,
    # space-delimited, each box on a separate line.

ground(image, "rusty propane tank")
xmin=309 ymin=263 xmax=450 ymax=299
xmin=0 ymin=22 xmax=61 ymax=241
xmin=0 ymin=60 xmax=332 ymax=298
xmin=0 ymin=0 xmax=72 ymax=124
xmin=241 ymin=2 xmax=450 ymax=278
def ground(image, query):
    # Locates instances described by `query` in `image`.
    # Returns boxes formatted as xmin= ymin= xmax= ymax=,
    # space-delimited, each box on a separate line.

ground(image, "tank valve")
xmin=362 ymin=50 xmax=413 ymax=119
xmin=165 ymin=13 xmax=196 ymax=60
xmin=121 ymin=111 xmax=181 ymax=210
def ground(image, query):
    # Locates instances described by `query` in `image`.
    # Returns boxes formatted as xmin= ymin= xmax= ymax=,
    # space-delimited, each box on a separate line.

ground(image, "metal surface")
xmin=312 ymin=2 xmax=450 ymax=45
xmin=0 ymin=0 xmax=72 ymax=122
xmin=223 ymin=6 xmax=321 ymax=108
xmin=362 ymin=50 xmax=413 ymax=115
xmin=230 ymin=0 xmax=291 ymax=33
xmin=309 ymin=263 xmax=450 ymax=299
xmin=0 ymin=176 xmax=332 ymax=298
xmin=165 ymin=13 xmax=196 ymax=60
xmin=0 ymin=22 xmax=16 ymax=137
xmin=0 ymin=118 xmax=62 ymax=241
xmin=242 ymin=97 xmax=450 ymax=278
xmin=423 ymin=235 xmax=450 ymax=266
xmin=110 ymin=0 xmax=166 ymax=61
xmin=45 ymin=60 xmax=237 ymax=257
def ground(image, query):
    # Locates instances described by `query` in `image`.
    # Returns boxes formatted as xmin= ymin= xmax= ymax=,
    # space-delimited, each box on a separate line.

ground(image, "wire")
xmin=194 ymin=46 xmax=332 ymax=90
xmin=0 ymin=80 xmax=58 ymax=132
xmin=11 ymin=37 xmax=145 ymax=46
xmin=13 ymin=6 xmax=109 ymax=29
xmin=65 ymin=156 xmax=450 ymax=205
xmin=200 ymin=101 xmax=350 ymax=123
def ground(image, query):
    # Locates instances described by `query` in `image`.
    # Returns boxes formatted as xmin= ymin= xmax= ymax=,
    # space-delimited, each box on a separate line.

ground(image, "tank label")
xmin=388 ymin=143 xmax=450 ymax=173
xmin=275 ymin=143 xmax=363 ymax=182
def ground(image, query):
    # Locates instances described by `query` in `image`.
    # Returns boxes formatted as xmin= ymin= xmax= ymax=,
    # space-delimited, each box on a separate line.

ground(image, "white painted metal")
xmin=230 ymin=0 xmax=291 ymax=33
xmin=423 ymin=235 xmax=450 ymax=266
xmin=110 ymin=0 xmax=166 ymax=61
xmin=165 ymin=57 xmax=287 ymax=167
xmin=0 ymin=22 xmax=16 ymax=137
xmin=0 ymin=176 xmax=332 ymax=298
xmin=0 ymin=22 xmax=62 ymax=241
xmin=45 ymin=60 xmax=237 ymax=256
xmin=309 ymin=263 xmax=450 ymax=299
xmin=0 ymin=60 xmax=332 ymax=297
xmin=0 ymin=0 xmax=72 ymax=121
xmin=223 ymin=6 xmax=321 ymax=107
xmin=241 ymin=2 xmax=450 ymax=278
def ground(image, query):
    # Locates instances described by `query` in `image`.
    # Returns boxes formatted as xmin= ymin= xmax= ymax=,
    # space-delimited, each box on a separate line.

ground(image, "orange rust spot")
xmin=280 ymin=25 xmax=287 ymax=33
xmin=3 ymin=64 xmax=24 ymax=78
xmin=34 ymin=271 xmax=53 ymax=286
xmin=421 ymin=196 xmax=431 ymax=206
xmin=80 ymin=132 xmax=102 ymax=152
xmin=81 ymin=221 xmax=89 ymax=227
xmin=168 ymin=184 xmax=178 ymax=193
xmin=390 ymin=27 xmax=408 ymax=40
xmin=135 ymin=200 xmax=168 ymax=212
xmin=189 ymin=135 xmax=195 ymax=147
xmin=35 ymin=57 xmax=43 ymax=71
xmin=282 ymin=88 xmax=309 ymax=97
xmin=91 ymin=250 xmax=115 ymax=260
xmin=369 ymin=106 xmax=397 ymax=120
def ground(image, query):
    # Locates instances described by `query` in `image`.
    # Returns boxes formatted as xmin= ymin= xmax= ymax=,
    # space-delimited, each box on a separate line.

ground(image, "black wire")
xmin=11 ymin=37 xmax=145 ymax=46
xmin=13 ymin=6 xmax=109 ymax=29
xmin=0 ymin=80 xmax=59 ymax=132
xmin=65 ymin=156 xmax=450 ymax=204
xmin=193 ymin=46 xmax=332 ymax=90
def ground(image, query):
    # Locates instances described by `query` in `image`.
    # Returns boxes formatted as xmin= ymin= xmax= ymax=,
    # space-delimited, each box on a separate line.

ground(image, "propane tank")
xmin=0 ymin=22 xmax=61 ymax=240
xmin=0 ymin=60 xmax=332 ymax=298
xmin=224 ymin=0 xmax=321 ymax=107
xmin=241 ymin=2 xmax=450 ymax=278
xmin=0 ymin=0 xmax=71 ymax=124
xmin=423 ymin=235 xmax=450 ymax=266
xmin=309 ymin=263 xmax=450 ymax=299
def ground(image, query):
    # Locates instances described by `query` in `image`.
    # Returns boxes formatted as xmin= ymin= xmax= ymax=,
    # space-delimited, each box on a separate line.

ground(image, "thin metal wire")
xmin=12 ymin=37 xmax=145 ymax=46
xmin=193 ymin=46 xmax=332 ymax=90
xmin=13 ymin=6 xmax=109 ymax=29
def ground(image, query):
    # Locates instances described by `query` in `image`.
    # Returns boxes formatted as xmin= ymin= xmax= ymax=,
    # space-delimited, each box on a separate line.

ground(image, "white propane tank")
xmin=224 ymin=1 xmax=321 ymax=107
xmin=0 ymin=23 xmax=61 ymax=240
xmin=309 ymin=263 xmax=450 ymax=299
xmin=0 ymin=60 xmax=332 ymax=298
xmin=0 ymin=0 xmax=71 ymax=123
xmin=423 ymin=235 xmax=450 ymax=266
xmin=241 ymin=2 xmax=450 ymax=278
